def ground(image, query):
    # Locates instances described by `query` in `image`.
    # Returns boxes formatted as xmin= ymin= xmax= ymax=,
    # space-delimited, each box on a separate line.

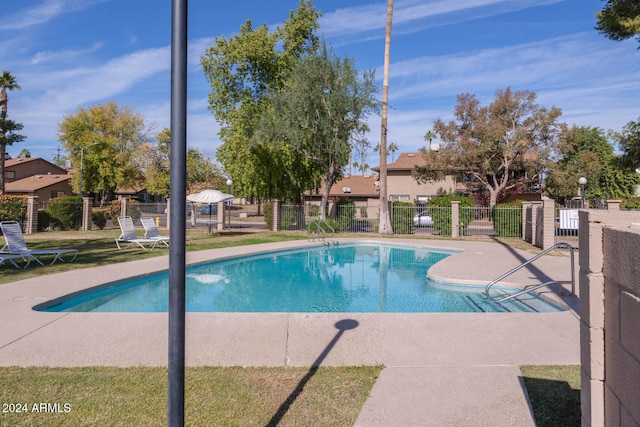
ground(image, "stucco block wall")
xmin=602 ymin=227 xmax=640 ymax=426
xmin=579 ymin=210 xmax=640 ymax=427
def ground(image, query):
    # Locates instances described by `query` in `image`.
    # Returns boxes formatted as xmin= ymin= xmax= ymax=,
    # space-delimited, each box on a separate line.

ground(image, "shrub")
xmin=492 ymin=201 xmax=522 ymax=237
xmin=307 ymin=218 xmax=339 ymax=233
xmin=427 ymin=193 xmax=474 ymax=236
xmin=47 ymin=196 xmax=83 ymax=230
xmin=621 ymin=196 xmax=640 ymax=210
xmin=335 ymin=198 xmax=356 ymax=232
xmin=37 ymin=210 xmax=52 ymax=232
xmin=92 ymin=210 xmax=108 ymax=229
xmin=0 ymin=195 xmax=27 ymax=222
xmin=392 ymin=201 xmax=414 ymax=234
xmin=263 ymin=202 xmax=273 ymax=230
xmin=106 ymin=199 xmax=140 ymax=220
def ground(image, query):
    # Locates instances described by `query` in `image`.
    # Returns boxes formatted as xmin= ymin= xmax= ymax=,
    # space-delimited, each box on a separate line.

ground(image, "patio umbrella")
xmin=186 ymin=190 xmax=234 ymax=232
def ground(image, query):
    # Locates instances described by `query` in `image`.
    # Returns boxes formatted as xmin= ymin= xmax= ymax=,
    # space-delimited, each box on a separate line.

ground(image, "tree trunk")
xmin=0 ymin=142 xmax=5 ymax=195
xmin=378 ymin=0 xmax=394 ymax=235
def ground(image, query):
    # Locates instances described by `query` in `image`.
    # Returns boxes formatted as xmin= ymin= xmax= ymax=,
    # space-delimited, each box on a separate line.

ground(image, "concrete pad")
xmin=354 ymin=366 xmax=536 ymax=427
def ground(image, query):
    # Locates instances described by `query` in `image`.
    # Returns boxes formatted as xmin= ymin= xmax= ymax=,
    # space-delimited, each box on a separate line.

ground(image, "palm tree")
xmin=378 ymin=0 xmax=394 ymax=235
xmin=388 ymin=142 xmax=398 ymax=162
xmin=0 ymin=70 xmax=21 ymax=194
xmin=424 ymin=129 xmax=436 ymax=151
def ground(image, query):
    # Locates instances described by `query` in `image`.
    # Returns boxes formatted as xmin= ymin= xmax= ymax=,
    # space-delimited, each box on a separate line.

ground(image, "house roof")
xmin=5 ymin=173 xmax=72 ymax=192
xmin=371 ymin=153 xmax=426 ymax=172
xmin=5 ymin=157 xmax=68 ymax=173
xmin=311 ymin=174 xmax=380 ymax=197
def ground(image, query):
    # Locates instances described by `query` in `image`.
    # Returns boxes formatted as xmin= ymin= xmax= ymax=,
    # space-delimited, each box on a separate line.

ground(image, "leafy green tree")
xmin=57 ymin=102 xmax=149 ymax=205
xmin=200 ymin=0 xmax=320 ymax=202
xmin=143 ymin=128 xmax=227 ymax=197
xmin=416 ymin=87 xmax=562 ymax=206
xmin=0 ymin=70 xmax=25 ymax=195
xmin=545 ymin=126 xmax=638 ymax=202
xmin=255 ymin=49 xmax=378 ymax=219
xmin=616 ymin=117 xmax=640 ymax=170
xmin=596 ymin=0 xmax=640 ymax=46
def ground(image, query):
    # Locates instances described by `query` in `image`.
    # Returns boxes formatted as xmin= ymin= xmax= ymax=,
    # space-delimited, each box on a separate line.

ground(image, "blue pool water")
xmin=38 ymin=243 xmax=562 ymax=313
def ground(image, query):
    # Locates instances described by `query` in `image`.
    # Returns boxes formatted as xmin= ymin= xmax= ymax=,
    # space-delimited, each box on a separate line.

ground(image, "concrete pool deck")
xmin=0 ymin=238 xmax=580 ymax=426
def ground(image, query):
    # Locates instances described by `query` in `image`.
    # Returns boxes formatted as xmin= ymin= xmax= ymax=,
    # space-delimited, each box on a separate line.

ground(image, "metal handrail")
xmin=484 ymin=242 xmax=578 ymax=303
xmin=307 ymin=218 xmax=335 ymax=242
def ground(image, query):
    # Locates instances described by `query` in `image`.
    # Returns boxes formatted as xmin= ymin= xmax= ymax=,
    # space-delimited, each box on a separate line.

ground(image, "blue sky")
xmin=2 ymin=0 xmax=639 ymax=171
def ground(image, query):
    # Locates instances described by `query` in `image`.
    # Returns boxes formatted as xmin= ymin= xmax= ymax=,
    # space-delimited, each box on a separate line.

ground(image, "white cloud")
xmin=30 ymin=43 xmax=104 ymax=65
xmin=0 ymin=0 xmax=110 ymax=30
xmin=320 ymin=0 xmax=563 ymax=41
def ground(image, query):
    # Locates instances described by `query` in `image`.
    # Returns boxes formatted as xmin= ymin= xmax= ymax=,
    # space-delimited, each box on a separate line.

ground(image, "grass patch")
xmin=521 ymin=365 xmax=581 ymax=427
xmin=0 ymin=366 xmax=382 ymax=426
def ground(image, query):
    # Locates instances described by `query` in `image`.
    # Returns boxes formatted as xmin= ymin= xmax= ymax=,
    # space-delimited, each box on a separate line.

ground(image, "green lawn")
xmin=521 ymin=365 xmax=581 ymax=427
xmin=0 ymin=366 xmax=382 ymax=426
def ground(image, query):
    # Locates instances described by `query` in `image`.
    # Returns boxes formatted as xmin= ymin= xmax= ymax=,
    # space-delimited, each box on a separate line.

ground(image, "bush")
xmin=92 ymin=210 xmax=108 ymax=229
xmin=307 ymin=218 xmax=339 ymax=233
xmin=0 ymin=195 xmax=27 ymax=222
xmin=263 ymin=202 xmax=273 ymax=230
xmin=621 ymin=196 xmax=640 ymax=210
xmin=492 ymin=201 xmax=522 ymax=237
xmin=37 ymin=210 xmax=52 ymax=232
xmin=335 ymin=198 xmax=356 ymax=232
xmin=392 ymin=201 xmax=414 ymax=234
xmin=106 ymin=199 xmax=140 ymax=220
xmin=47 ymin=196 xmax=83 ymax=230
xmin=427 ymin=193 xmax=474 ymax=236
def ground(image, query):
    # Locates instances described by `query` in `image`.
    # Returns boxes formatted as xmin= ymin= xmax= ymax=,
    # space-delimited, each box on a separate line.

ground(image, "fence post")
xmin=82 ymin=196 xmax=93 ymax=231
xmin=217 ymin=201 xmax=225 ymax=231
xmin=272 ymin=200 xmax=280 ymax=231
xmin=24 ymin=196 xmax=39 ymax=234
xmin=541 ymin=197 xmax=555 ymax=250
xmin=451 ymin=201 xmax=459 ymax=238
xmin=521 ymin=202 xmax=531 ymax=241
xmin=121 ymin=197 xmax=128 ymax=218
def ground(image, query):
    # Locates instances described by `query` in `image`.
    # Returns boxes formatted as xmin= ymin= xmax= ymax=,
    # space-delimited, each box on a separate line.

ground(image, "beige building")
xmin=308 ymin=152 xmax=457 ymax=208
xmin=4 ymin=158 xmax=73 ymax=201
xmin=372 ymin=153 xmax=456 ymax=203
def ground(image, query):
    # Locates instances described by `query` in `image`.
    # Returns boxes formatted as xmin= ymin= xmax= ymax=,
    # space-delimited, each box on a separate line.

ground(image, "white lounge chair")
xmin=0 ymin=252 xmax=26 ymax=268
xmin=140 ymin=217 xmax=193 ymax=247
xmin=115 ymin=216 xmax=159 ymax=251
xmin=0 ymin=220 xmax=78 ymax=266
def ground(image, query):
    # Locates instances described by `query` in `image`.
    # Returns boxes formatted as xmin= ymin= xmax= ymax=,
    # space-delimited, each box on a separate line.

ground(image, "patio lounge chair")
xmin=140 ymin=217 xmax=193 ymax=247
xmin=115 ymin=216 xmax=159 ymax=251
xmin=0 ymin=220 xmax=78 ymax=266
xmin=0 ymin=252 xmax=26 ymax=268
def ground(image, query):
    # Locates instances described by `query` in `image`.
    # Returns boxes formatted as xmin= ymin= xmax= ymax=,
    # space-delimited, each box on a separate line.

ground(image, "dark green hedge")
xmin=47 ymin=196 xmax=83 ymax=230
xmin=427 ymin=194 xmax=474 ymax=236
xmin=0 ymin=195 xmax=27 ymax=222
xmin=492 ymin=201 xmax=522 ymax=237
xmin=392 ymin=201 xmax=414 ymax=234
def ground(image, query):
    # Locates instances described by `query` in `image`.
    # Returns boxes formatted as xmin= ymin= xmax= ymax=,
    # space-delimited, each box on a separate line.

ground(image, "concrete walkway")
xmin=0 ymin=238 xmax=580 ymax=426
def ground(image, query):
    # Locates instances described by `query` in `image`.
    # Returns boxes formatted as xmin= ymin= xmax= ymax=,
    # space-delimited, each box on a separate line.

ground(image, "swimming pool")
xmin=37 ymin=243 xmax=562 ymax=313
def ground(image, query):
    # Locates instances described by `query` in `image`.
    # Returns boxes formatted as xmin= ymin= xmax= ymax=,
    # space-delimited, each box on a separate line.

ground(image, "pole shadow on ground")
xmin=265 ymin=319 xmax=359 ymax=427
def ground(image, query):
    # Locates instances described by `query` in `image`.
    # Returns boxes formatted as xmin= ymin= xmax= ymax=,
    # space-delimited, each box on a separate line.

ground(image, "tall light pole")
xmin=226 ymin=179 xmax=232 ymax=231
xmin=579 ymin=176 xmax=587 ymax=208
